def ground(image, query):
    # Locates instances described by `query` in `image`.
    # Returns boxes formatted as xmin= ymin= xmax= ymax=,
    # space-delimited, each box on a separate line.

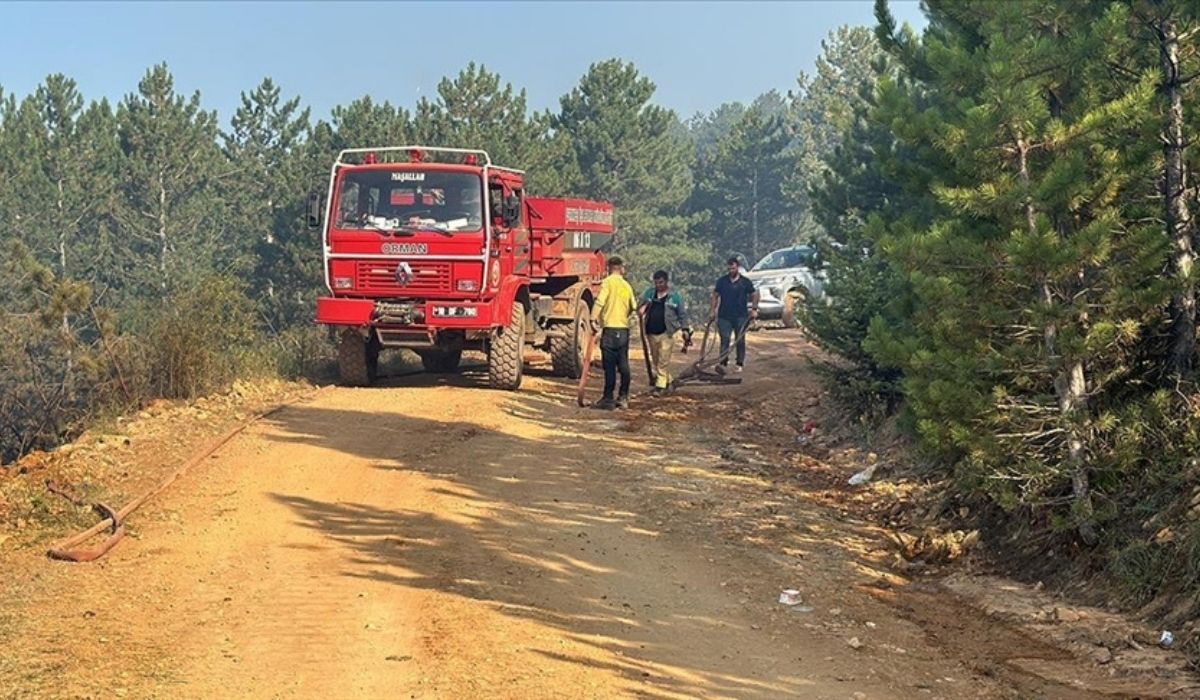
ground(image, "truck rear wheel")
xmin=338 ymin=329 xmax=378 ymax=386
xmin=421 ymin=349 xmax=462 ymax=374
xmin=550 ymin=301 xmax=588 ymax=379
xmin=488 ymin=301 xmax=525 ymax=390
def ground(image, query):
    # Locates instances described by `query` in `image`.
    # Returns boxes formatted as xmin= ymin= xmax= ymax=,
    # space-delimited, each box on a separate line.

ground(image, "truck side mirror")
xmin=306 ymin=191 xmax=322 ymax=229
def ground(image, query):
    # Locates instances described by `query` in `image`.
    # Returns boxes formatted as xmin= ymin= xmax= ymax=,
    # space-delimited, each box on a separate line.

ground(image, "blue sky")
xmin=0 ymin=1 xmax=926 ymax=126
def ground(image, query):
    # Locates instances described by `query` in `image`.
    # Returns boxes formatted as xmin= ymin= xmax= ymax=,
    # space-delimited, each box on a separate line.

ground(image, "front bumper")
xmin=755 ymin=287 xmax=786 ymax=320
xmin=316 ymin=297 xmax=495 ymax=329
xmin=756 ymin=299 xmax=785 ymax=320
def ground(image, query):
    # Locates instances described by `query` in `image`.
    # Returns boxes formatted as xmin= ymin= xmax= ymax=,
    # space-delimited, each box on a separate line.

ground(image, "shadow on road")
xmin=258 ymin=381 xmax=877 ymax=698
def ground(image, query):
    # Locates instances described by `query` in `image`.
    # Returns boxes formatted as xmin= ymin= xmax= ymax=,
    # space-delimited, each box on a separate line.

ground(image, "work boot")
xmin=596 ymin=397 xmax=616 ymax=410
xmin=616 ymin=395 xmax=629 ymax=410
xmin=649 ymin=387 xmax=663 ymax=397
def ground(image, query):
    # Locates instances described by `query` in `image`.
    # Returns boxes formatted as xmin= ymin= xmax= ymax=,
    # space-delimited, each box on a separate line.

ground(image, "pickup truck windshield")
xmin=336 ymin=169 xmax=484 ymax=234
xmin=752 ymin=247 xmax=814 ymax=272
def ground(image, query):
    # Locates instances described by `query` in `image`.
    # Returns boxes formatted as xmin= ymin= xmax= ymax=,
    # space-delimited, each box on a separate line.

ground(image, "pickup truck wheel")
xmin=421 ymin=349 xmax=462 ymax=374
xmin=338 ymin=329 xmax=378 ymax=386
xmin=550 ymin=302 xmax=587 ymax=379
xmin=488 ymin=301 xmax=524 ymax=390
xmin=782 ymin=290 xmax=804 ymax=329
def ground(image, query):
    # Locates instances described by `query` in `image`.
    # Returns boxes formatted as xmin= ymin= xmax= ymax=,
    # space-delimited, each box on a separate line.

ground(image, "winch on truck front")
xmin=308 ymin=145 xmax=615 ymax=391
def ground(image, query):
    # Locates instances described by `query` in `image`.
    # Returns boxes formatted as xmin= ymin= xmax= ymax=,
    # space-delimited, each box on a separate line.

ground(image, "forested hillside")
xmin=804 ymin=0 xmax=1200 ymax=620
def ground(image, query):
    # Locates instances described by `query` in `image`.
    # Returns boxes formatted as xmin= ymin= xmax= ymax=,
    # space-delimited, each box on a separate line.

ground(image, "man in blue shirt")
xmin=707 ymin=257 xmax=759 ymax=372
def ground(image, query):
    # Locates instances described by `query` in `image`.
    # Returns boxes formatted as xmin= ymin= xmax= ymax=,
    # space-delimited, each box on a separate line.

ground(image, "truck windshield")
xmin=752 ymin=247 xmax=814 ymax=272
xmin=335 ymin=169 xmax=484 ymax=234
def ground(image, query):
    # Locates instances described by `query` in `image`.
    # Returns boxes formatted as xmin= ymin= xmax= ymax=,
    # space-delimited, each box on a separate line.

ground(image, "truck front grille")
xmin=356 ymin=261 xmax=452 ymax=294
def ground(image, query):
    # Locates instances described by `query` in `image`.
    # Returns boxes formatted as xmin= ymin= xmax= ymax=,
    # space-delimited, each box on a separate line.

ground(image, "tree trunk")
xmin=57 ymin=175 xmax=75 ymax=403
xmin=1161 ymin=14 xmax=1196 ymax=377
xmin=158 ymin=171 xmax=169 ymax=292
xmin=751 ymin=167 xmax=760 ymax=261
xmin=1019 ymin=135 xmax=1097 ymax=545
xmin=57 ymin=177 xmax=70 ymax=335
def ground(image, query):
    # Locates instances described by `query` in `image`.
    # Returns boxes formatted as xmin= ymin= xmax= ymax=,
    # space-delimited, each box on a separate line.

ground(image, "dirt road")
xmin=1 ymin=331 xmax=1190 ymax=699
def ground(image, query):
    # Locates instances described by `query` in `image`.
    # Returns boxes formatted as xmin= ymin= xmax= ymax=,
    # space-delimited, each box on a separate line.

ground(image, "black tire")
xmin=488 ymin=301 xmax=525 ymax=390
xmin=421 ymin=349 xmax=462 ymax=374
xmin=782 ymin=289 xmax=804 ymax=329
xmin=338 ymin=329 xmax=378 ymax=386
xmin=550 ymin=300 xmax=588 ymax=379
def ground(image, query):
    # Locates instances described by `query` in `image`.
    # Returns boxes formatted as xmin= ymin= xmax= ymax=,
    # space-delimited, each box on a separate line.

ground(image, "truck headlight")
xmin=456 ymin=279 xmax=479 ymax=292
xmin=334 ymin=277 xmax=353 ymax=289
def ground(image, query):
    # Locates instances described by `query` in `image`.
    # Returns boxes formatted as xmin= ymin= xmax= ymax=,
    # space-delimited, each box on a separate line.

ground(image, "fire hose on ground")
xmin=669 ymin=310 xmax=753 ymax=390
xmin=45 ymin=391 xmax=323 ymax=563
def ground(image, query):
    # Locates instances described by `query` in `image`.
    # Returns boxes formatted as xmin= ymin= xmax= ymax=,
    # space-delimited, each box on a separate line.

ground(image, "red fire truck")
xmin=308 ymin=146 xmax=614 ymax=390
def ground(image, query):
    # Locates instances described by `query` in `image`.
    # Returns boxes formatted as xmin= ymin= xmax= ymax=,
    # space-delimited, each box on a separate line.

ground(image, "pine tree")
xmin=804 ymin=48 xmax=915 ymax=417
xmin=553 ymin=60 xmax=697 ymax=293
xmin=0 ymin=239 xmax=103 ymax=460
xmin=785 ymin=26 xmax=884 ymax=239
xmin=18 ymin=78 xmax=120 ymax=283
xmin=115 ymin=64 xmax=228 ymax=295
xmin=0 ymin=77 xmax=120 ymax=401
xmin=686 ymin=102 xmax=747 ymax=173
xmin=694 ymin=104 xmax=795 ymax=262
xmin=328 ymin=96 xmax=410 ymax=152
xmin=1119 ymin=1 xmax=1200 ymax=377
xmin=223 ymin=77 xmax=312 ymax=324
xmin=413 ymin=62 xmax=545 ymax=166
xmin=554 ymin=60 xmax=693 ymax=247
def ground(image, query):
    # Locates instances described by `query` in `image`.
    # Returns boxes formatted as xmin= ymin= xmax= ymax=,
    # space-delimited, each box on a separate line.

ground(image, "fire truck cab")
xmin=309 ymin=146 xmax=614 ymax=391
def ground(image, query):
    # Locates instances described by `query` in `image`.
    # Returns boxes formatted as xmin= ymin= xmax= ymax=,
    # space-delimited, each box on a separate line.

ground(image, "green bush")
xmin=139 ymin=277 xmax=261 ymax=399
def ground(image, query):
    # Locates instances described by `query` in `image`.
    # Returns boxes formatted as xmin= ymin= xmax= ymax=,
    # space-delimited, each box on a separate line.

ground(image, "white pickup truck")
xmin=742 ymin=245 xmax=826 ymax=328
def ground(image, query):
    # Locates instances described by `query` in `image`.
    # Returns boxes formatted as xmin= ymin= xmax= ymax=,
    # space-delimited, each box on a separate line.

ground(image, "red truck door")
xmin=489 ymin=178 xmax=530 ymax=278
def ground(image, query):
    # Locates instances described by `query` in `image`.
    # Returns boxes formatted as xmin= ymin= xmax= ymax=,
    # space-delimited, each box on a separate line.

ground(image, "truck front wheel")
xmin=488 ymin=301 xmax=525 ymax=390
xmin=550 ymin=301 xmax=588 ymax=379
xmin=338 ymin=329 xmax=379 ymax=386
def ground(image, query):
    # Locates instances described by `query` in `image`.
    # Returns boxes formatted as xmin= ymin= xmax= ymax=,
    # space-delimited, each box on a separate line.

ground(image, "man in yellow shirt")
xmin=591 ymin=255 xmax=637 ymax=409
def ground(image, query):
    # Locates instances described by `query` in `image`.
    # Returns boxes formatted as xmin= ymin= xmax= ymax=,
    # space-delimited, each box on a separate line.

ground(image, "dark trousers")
xmin=600 ymin=328 xmax=631 ymax=400
xmin=717 ymin=316 xmax=748 ymax=366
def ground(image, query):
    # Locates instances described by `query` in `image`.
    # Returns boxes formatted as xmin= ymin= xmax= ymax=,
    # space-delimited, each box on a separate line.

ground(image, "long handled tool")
xmin=637 ymin=311 xmax=656 ymax=386
xmin=576 ymin=324 xmax=599 ymax=407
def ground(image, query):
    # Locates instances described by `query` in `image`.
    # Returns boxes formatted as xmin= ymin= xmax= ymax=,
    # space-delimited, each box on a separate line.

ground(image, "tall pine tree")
xmin=695 ymin=103 xmax=795 ymax=263
xmin=555 ymin=60 xmax=693 ymax=246
xmin=554 ymin=60 xmax=698 ymax=293
xmin=115 ymin=64 xmax=228 ymax=295
xmin=223 ymin=77 xmax=313 ymax=325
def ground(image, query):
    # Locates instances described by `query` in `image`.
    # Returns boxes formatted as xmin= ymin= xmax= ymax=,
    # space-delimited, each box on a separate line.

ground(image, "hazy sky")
xmin=0 ymin=1 xmax=927 ymax=125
